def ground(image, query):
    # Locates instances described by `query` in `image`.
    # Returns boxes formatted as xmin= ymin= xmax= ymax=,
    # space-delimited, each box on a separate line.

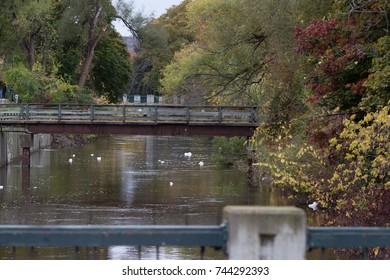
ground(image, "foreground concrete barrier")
xmin=224 ymin=206 xmax=306 ymax=260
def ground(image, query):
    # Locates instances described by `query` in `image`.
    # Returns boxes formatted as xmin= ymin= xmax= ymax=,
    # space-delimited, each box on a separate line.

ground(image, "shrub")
xmin=211 ymin=136 xmax=247 ymax=167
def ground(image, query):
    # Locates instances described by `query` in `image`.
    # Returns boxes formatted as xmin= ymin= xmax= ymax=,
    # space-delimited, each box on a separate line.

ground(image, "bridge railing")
xmin=0 ymin=104 xmax=258 ymax=125
xmin=1 ymin=207 xmax=390 ymax=260
xmin=306 ymin=227 xmax=390 ymax=259
xmin=0 ymin=224 xmax=227 ymax=260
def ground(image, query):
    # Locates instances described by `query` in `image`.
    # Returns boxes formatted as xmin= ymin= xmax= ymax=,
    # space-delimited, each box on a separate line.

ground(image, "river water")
xmin=0 ymin=135 xmax=317 ymax=259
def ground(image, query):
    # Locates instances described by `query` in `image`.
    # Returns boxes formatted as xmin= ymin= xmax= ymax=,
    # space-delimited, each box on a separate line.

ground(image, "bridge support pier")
xmin=224 ymin=206 xmax=306 ymax=259
xmin=0 ymin=132 xmax=6 ymax=168
xmin=246 ymin=136 xmax=257 ymax=187
xmin=19 ymin=134 xmax=33 ymax=168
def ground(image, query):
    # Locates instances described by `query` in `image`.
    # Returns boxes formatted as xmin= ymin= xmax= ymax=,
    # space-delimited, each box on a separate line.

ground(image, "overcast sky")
xmin=114 ymin=0 xmax=184 ymax=36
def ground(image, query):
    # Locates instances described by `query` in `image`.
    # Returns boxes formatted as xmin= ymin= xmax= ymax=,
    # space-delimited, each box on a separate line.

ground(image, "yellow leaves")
xmin=349 ymin=140 xmax=358 ymax=151
xmin=329 ymin=137 xmax=337 ymax=146
xmin=363 ymin=113 xmax=374 ymax=123
xmin=331 ymin=173 xmax=340 ymax=182
xmin=373 ymin=247 xmax=380 ymax=257
xmin=252 ymin=106 xmax=388 ymax=221
xmin=345 ymin=153 xmax=355 ymax=160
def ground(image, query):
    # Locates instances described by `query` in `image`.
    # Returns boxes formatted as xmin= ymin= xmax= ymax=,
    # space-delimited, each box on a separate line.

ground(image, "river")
xmin=0 ymin=135 xmax=318 ymax=259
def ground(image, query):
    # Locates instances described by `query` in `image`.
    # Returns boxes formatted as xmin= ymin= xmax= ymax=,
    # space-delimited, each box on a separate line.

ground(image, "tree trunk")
xmin=78 ymin=42 xmax=98 ymax=89
xmin=77 ymin=6 xmax=105 ymax=89
xmin=21 ymin=34 xmax=36 ymax=71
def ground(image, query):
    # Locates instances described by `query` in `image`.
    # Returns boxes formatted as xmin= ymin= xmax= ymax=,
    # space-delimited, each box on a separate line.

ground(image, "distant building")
xmin=123 ymin=94 xmax=162 ymax=104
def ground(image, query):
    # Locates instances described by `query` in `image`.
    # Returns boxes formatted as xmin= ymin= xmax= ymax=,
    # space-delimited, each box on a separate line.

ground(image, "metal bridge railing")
xmin=1 ymin=224 xmax=390 ymax=259
xmin=0 ymin=224 xmax=228 ymax=260
xmin=306 ymin=227 xmax=390 ymax=260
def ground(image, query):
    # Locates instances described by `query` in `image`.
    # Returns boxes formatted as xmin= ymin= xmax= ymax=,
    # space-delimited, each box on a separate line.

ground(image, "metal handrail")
xmin=0 ymin=224 xmax=228 ymax=250
xmin=307 ymin=227 xmax=390 ymax=249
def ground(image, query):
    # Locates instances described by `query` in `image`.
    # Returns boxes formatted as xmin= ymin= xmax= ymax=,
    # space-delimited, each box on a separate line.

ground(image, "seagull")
xmin=199 ymin=161 xmax=204 ymax=167
xmin=308 ymin=202 xmax=318 ymax=211
xmin=96 ymin=157 xmax=102 ymax=161
xmin=0 ymin=185 xmax=3 ymax=190
xmin=184 ymin=152 xmax=192 ymax=157
xmin=72 ymin=154 xmax=76 ymax=158
xmin=68 ymin=158 xmax=73 ymax=164
xmin=91 ymin=154 xmax=94 ymax=157
xmin=169 ymin=182 xmax=173 ymax=187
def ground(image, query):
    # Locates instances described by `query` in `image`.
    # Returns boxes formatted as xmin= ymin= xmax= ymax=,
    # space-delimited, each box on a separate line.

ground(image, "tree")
xmin=58 ymin=0 xmax=116 ymax=89
xmin=91 ymin=30 xmax=133 ymax=103
xmin=0 ymin=0 xmax=55 ymax=70
xmin=255 ymin=0 xmax=332 ymax=130
xmin=161 ymin=0 xmax=272 ymax=105
xmin=130 ymin=21 xmax=170 ymax=95
xmin=129 ymin=0 xmax=194 ymax=96
xmin=253 ymin=0 xmax=390 ymax=239
xmin=294 ymin=0 xmax=389 ymax=113
xmin=155 ymin=0 xmax=194 ymax=57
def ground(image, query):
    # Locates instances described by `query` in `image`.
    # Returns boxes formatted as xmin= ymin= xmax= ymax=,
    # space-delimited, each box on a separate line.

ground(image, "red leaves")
xmin=294 ymin=18 xmax=369 ymax=108
xmin=345 ymin=79 xmax=367 ymax=95
xmin=294 ymin=19 xmax=341 ymax=55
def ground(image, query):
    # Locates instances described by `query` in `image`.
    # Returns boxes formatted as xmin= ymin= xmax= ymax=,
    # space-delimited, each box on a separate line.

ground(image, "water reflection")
xmin=0 ymin=135 xmax=294 ymax=259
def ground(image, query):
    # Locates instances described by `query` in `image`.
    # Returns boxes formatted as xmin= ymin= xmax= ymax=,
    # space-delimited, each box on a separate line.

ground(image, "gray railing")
xmin=0 ymin=104 xmax=258 ymax=125
xmin=307 ymin=227 xmax=390 ymax=259
xmin=1 ymin=224 xmax=390 ymax=260
xmin=0 ymin=224 xmax=227 ymax=260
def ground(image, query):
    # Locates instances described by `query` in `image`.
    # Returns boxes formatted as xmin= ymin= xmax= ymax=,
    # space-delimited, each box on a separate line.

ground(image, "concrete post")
xmin=0 ymin=132 xmax=6 ymax=167
xmin=224 ymin=206 xmax=306 ymax=260
xmin=19 ymin=134 xmax=33 ymax=168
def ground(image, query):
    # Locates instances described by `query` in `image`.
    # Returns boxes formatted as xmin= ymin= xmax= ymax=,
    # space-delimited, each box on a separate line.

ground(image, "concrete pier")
xmin=224 ymin=206 xmax=306 ymax=260
xmin=0 ymin=133 xmax=6 ymax=167
xmin=19 ymin=134 xmax=33 ymax=168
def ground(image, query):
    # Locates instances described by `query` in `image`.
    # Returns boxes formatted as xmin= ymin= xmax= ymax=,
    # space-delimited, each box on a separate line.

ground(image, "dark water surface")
xmin=0 ymin=135 xmax=301 ymax=259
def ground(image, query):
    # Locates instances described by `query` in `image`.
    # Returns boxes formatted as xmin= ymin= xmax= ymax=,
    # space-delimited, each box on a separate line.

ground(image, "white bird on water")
xmin=68 ymin=158 xmax=73 ymax=164
xmin=0 ymin=185 xmax=3 ymax=190
xmin=184 ymin=152 xmax=192 ymax=157
xmin=169 ymin=182 xmax=173 ymax=187
xmin=198 ymin=161 xmax=204 ymax=167
xmin=308 ymin=202 xmax=318 ymax=211
xmin=97 ymin=157 xmax=102 ymax=161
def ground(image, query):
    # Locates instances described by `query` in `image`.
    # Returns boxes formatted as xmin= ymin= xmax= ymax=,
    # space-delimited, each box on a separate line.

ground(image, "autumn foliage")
xmin=255 ymin=0 xmax=390 ymax=243
xmin=294 ymin=18 xmax=371 ymax=110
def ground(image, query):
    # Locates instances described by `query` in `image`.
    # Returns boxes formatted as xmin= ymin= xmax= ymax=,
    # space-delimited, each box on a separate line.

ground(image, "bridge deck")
xmin=0 ymin=104 xmax=258 ymax=136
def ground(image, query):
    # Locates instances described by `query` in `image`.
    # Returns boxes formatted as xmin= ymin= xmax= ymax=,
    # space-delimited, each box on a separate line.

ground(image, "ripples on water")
xmin=0 ymin=136 xmax=294 ymax=259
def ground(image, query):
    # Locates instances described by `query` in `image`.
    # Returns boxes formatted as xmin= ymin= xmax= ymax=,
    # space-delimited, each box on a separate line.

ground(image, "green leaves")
xmin=161 ymin=0 xmax=270 ymax=104
xmin=2 ymin=64 xmax=78 ymax=103
xmin=91 ymin=31 xmax=133 ymax=103
xmin=211 ymin=137 xmax=247 ymax=167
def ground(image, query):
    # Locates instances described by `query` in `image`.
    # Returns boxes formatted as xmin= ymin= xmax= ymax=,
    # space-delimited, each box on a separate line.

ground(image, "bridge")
xmin=0 ymin=104 xmax=258 ymax=137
